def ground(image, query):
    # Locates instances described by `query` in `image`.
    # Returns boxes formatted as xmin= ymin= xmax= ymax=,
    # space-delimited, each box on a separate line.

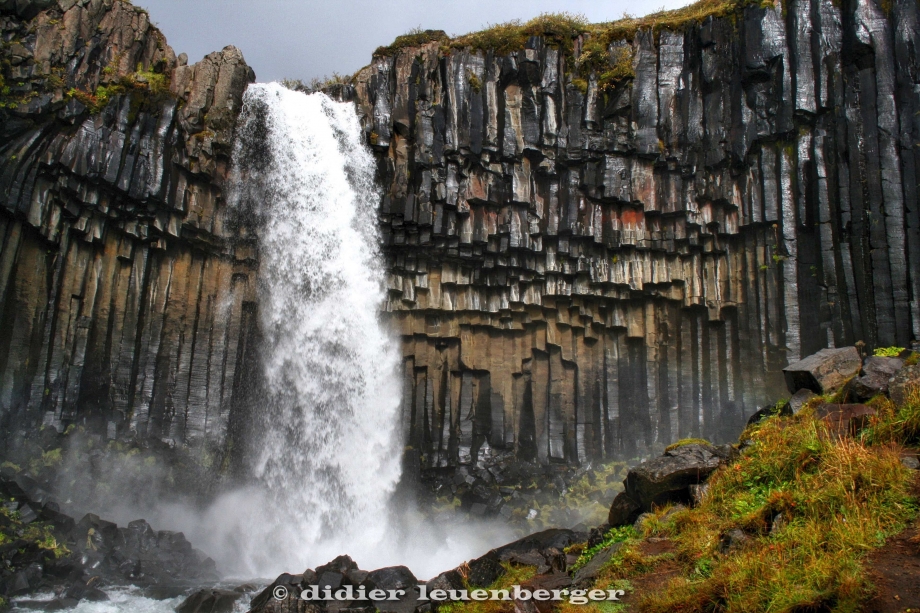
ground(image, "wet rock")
xmin=175 ymin=588 xmax=241 ymax=613
xmin=852 ymin=357 xmax=904 ymax=400
xmin=466 ymin=553 xmax=505 ymax=587
xmin=316 ymin=555 xmax=359 ymax=577
xmin=783 ymin=348 xmax=862 ymax=395
xmin=492 ymin=528 xmax=583 ymax=558
xmin=889 ymin=365 xmax=920 ymax=406
xmin=901 ymin=456 xmax=920 ymax=470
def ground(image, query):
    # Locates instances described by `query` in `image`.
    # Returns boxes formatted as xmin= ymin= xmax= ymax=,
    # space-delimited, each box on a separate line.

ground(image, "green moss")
xmin=69 ymin=64 xmax=173 ymax=116
xmin=664 ymin=437 xmax=712 ymax=452
xmin=467 ymin=71 xmax=482 ymax=93
xmin=374 ymin=28 xmax=449 ymax=57
xmin=874 ymin=346 xmax=906 ymax=357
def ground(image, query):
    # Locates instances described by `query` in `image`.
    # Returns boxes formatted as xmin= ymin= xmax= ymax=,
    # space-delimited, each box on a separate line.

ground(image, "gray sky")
xmin=133 ymin=0 xmax=693 ymax=83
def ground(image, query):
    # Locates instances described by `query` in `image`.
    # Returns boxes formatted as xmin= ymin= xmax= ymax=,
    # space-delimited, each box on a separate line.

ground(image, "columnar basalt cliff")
xmin=0 ymin=0 xmax=258 ymax=467
xmin=2 ymin=0 xmax=919 ymax=482
xmin=350 ymin=0 xmax=920 ymax=469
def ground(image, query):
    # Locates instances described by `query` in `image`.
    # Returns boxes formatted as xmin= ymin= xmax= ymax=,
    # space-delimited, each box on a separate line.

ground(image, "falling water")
xmin=227 ymin=83 xmax=403 ymax=572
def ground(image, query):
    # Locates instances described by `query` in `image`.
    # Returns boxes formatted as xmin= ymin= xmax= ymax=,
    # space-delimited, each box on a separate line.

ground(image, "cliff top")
xmin=372 ymin=0 xmax=769 ymax=59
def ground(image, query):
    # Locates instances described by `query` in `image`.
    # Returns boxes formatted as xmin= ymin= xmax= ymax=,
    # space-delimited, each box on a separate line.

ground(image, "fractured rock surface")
xmin=348 ymin=0 xmax=920 ymax=468
xmin=0 ymin=0 xmax=259 ymax=466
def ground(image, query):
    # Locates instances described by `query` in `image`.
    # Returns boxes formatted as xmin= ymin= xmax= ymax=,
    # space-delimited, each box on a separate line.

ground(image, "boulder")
xmin=176 ymin=589 xmax=241 ymax=613
xmin=852 ymin=357 xmax=904 ymax=400
xmin=607 ymin=492 xmax=642 ymax=527
xmin=787 ymin=389 xmax=817 ymax=414
xmin=465 ymin=553 xmax=504 ymax=587
xmin=814 ymin=404 xmax=876 ymax=437
xmin=901 ymin=456 xmax=919 ymax=470
xmin=889 ymin=365 xmax=920 ymax=406
xmin=623 ymin=443 xmax=727 ymax=509
xmin=315 ymin=555 xmax=359 ymax=577
xmin=783 ymin=347 xmax=862 ymax=395
xmin=365 ymin=566 xmax=417 ymax=592
xmin=491 ymin=529 xmax=583 ymax=559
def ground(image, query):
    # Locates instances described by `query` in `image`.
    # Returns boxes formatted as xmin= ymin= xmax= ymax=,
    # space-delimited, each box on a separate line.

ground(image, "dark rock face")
xmin=0 ymin=474 xmax=218 ymax=604
xmin=0 ymin=0 xmax=258 ymax=473
xmin=176 ymin=588 xmax=243 ymax=613
xmin=350 ymin=0 xmax=920 ymax=470
xmin=3 ymin=0 xmax=920 ymax=483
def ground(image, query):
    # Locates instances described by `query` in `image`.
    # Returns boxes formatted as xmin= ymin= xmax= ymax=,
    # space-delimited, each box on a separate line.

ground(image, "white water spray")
xmin=120 ymin=84 xmax=514 ymax=582
xmin=228 ymin=83 xmax=402 ymax=573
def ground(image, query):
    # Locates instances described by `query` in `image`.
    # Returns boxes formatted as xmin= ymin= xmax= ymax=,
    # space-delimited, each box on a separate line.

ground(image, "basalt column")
xmin=0 ymin=0 xmax=259 ymax=469
xmin=351 ymin=0 xmax=920 ymax=468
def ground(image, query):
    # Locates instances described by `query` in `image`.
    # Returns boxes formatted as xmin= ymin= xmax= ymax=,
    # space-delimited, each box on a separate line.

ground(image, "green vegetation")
xmin=0 ymin=504 xmax=70 ymax=562
xmin=450 ymin=13 xmax=589 ymax=56
xmin=68 ymin=63 xmax=172 ymax=115
xmin=562 ymin=385 xmax=920 ymax=613
xmin=438 ymin=562 xmax=538 ymax=613
xmin=874 ymin=346 xmax=905 ymax=357
xmin=570 ymin=526 xmax=638 ymax=572
xmin=374 ymin=28 xmax=450 ymax=58
xmin=467 ymin=71 xmax=482 ymax=93
xmin=281 ymin=73 xmax=350 ymax=93
xmin=664 ymin=438 xmax=712 ymax=452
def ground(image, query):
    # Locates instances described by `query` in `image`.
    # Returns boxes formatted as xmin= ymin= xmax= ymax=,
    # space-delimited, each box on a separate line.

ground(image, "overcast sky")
xmin=133 ymin=0 xmax=693 ymax=83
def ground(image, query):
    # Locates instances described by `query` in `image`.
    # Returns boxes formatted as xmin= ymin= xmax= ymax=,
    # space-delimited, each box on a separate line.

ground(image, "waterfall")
xmin=227 ymin=83 xmax=403 ymax=573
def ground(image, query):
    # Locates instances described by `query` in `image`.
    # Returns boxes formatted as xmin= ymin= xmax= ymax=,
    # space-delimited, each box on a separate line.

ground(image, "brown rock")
xmin=783 ymin=348 xmax=862 ymax=395
xmin=814 ymin=404 xmax=876 ymax=438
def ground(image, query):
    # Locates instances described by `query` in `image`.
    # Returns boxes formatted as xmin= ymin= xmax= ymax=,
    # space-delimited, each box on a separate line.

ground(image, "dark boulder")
xmin=491 ymin=528 xmax=583 ymax=559
xmin=851 ymin=356 xmax=904 ymax=400
xmin=889 ymin=365 xmax=920 ymax=406
xmin=607 ymin=492 xmax=642 ymax=527
xmin=783 ymin=347 xmax=861 ymax=395
xmin=176 ymin=588 xmax=241 ymax=613
xmin=747 ymin=388 xmax=816 ymax=426
xmin=316 ymin=555 xmax=359 ymax=577
xmin=624 ymin=443 xmax=726 ymax=509
xmin=466 ymin=553 xmax=504 ymax=587
xmin=365 ymin=565 xmax=417 ymax=592
xmin=719 ymin=529 xmax=749 ymax=554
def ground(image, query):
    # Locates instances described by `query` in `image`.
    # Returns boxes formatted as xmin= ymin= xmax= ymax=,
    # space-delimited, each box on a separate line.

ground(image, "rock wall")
xmin=3 ymin=0 xmax=919 ymax=480
xmin=0 ymin=0 xmax=258 ymax=468
xmin=351 ymin=0 xmax=920 ymax=468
